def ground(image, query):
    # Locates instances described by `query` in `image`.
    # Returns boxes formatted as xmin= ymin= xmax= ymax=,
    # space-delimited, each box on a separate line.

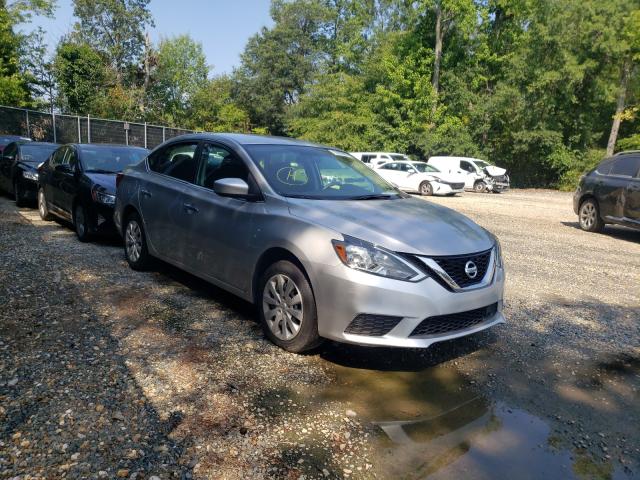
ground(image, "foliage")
xmin=188 ymin=75 xmax=250 ymax=133
xmin=71 ymin=0 xmax=153 ymax=82
xmin=147 ymin=35 xmax=209 ymax=125
xmin=54 ymin=41 xmax=106 ymax=114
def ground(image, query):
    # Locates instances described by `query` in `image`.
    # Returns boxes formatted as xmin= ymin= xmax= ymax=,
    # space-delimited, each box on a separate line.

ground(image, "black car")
xmin=0 ymin=141 xmax=58 ymax=206
xmin=574 ymin=151 xmax=640 ymax=232
xmin=0 ymin=135 xmax=31 ymax=153
xmin=38 ymin=144 xmax=148 ymax=241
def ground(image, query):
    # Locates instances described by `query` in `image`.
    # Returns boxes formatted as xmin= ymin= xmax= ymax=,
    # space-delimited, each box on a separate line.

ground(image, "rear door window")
xmin=148 ymin=142 xmax=199 ymax=183
xmin=609 ymin=156 xmax=640 ymax=177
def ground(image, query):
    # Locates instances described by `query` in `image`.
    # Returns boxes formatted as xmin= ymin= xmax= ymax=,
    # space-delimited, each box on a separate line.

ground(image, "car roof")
xmin=164 ymin=132 xmax=326 ymax=149
xmin=19 ymin=141 xmax=57 ymax=147
xmin=72 ymin=143 xmax=148 ymax=149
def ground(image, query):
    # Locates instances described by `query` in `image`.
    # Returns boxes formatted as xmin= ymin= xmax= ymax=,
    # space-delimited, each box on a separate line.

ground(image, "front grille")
xmin=432 ymin=249 xmax=492 ymax=288
xmin=344 ymin=314 xmax=403 ymax=336
xmin=493 ymin=175 xmax=508 ymax=183
xmin=449 ymin=183 xmax=465 ymax=190
xmin=410 ymin=303 xmax=498 ymax=337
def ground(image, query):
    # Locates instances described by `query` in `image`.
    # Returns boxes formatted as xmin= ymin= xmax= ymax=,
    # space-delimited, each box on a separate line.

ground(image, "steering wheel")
xmin=322 ymin=179 xmax=342 ymax=190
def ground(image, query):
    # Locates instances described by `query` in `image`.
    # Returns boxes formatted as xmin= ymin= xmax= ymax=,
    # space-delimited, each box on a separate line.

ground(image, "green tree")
xmin=0 ymin=0 xmax=54 ymax=106
xmin=188 ymin=75 xmax=250 ymax=132
xmin=72 ymin=0 xmax=153 ymax=84
xmin=53 ymin=41 xmax=106 ymax=114
xmin=147 ymin=34 xmax=209 ymax=125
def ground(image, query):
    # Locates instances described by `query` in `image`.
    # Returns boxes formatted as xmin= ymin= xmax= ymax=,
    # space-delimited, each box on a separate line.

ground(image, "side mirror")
xmin=213 ymin=178 xmax=250 ymax=198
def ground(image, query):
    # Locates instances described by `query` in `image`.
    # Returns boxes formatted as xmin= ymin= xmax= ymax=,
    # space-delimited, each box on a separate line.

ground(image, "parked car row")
xmin=350 ymin=152 xmax=511 ymax=195
xmin=0 ymin=133 xmax=506 ymax=354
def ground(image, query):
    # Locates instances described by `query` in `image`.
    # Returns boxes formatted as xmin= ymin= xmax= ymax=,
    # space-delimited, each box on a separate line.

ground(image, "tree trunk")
xmin=431 ymin=3 xmax=443 ymax=115
xmin=432 ymin=4 xmax=443 ymax=96
xmin=606 ymin=61 xmax=630 ymax=156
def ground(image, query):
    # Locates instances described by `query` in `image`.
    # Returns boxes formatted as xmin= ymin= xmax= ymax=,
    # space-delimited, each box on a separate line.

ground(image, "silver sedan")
xmin=114 ymin=133 xmax=505 ymax=352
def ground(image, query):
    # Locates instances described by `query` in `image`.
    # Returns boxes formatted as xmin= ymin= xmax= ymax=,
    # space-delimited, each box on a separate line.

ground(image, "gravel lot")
xmin=1 ymin=190 xmax=638 ymax=479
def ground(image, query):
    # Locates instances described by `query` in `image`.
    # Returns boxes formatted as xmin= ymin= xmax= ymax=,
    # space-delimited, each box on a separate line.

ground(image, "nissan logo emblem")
xmin=465 ymin=261 xmax=478 ymax=279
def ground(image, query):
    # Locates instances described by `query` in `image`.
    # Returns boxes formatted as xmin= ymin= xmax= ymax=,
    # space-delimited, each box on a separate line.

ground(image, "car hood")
xmin=484 ymin=165 xmax=506 ymax=177
xmin=287 ymin=196 xmax=494 ymax=255
xmin=85 ymin=173 xmax=116 ymax=194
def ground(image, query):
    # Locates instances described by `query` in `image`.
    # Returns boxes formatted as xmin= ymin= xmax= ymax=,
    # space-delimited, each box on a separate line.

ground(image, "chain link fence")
xmin=0 ymin=105 xmax=194 ymax=149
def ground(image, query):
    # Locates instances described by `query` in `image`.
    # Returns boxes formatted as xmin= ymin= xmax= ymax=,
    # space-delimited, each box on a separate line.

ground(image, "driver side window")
xmin=196 ymin=143 xmax=249 ymax=189
xmin=460 ymin=161 xmax=475 ymax=173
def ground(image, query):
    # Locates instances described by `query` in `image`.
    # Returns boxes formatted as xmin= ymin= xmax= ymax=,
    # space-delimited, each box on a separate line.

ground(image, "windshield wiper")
xmin=348 ymin=194 xmax=397 ymax=200
xmin=85 ymin=169 xmax=116 ymax=174
xmin=284 ymin=194 xmax=318 ymax=199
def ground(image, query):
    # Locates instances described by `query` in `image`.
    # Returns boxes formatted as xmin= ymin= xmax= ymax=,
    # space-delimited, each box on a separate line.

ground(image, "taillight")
xmin=116 ymin=172 xmax=124 ymax=188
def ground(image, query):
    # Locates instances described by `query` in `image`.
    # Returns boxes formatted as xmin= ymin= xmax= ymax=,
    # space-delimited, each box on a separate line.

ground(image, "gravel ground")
xmin=0 ymin=190 xmax=638 ymax=479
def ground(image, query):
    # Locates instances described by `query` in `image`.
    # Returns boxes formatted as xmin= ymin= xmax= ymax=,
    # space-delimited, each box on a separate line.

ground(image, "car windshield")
xmin=413 ymin=163 xmax=439 ymax=173
xmin=474 ymin=160 xmax=491 ymax=168
xmin=20 ymin=144 xmax=58 ymax=163
xmin=80 ymin=146 xmax=148 ymax=173
xmin=245 ymin=145 xmax=401 ymax=200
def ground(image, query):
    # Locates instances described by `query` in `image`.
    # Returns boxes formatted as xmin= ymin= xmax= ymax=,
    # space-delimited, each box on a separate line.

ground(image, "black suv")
xmin=574 ymin=151 xmax=640 ymax=232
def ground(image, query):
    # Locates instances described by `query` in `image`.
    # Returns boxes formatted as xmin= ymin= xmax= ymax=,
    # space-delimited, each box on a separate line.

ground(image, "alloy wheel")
xmin=38 ymin=190 xmax=46 ymax=217
xmin=262 ymin=274 xmax=304 ymax=341
xmin=125 ymin=220 xmax=142 ymax=263
xmin=580 ymin=202 xmax=596 ymax=229
xmin=420 ymin=182 xmax=432 ymax=195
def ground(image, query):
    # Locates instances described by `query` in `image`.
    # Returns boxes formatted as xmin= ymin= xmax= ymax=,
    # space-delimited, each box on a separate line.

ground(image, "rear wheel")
xmin=474 ymin=181 xmax=486 ymax=193
xmin=14 ymin=179 xmax=26 ymax=207
xmin=579 ymin=198 xmax=604 ymax=233
xmin=124 ymin=212 xmax=153 ymax=270
xmin=74 ymin=203 xmax=92 ymax=242
xmin=259 ymin=260 xmax=322 ymax=352
xmin=419 ymin=181 xmax=433 ymax=196
xmin=38 ymin=188 xmax=52 ymax=220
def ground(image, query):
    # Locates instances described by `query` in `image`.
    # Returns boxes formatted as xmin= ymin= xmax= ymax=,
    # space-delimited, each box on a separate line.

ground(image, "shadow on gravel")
xmin=0 ymin=204 xmax=193 ymax=479
xmin=561 ymin=221 xmax=640 ymax=243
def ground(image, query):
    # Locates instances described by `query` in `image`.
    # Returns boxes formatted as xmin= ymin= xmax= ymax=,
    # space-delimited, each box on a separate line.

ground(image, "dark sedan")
xmin=38 ymin=144 xmax=148 ymax=241
xmin=573 ymin=151 xmax=640 ymax=232
xmin=0 ymin=141 xmax=59 ymax=206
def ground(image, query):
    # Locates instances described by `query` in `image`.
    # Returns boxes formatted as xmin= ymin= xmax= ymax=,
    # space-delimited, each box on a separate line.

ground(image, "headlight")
xmin=495 ymin=238 xmax=503 ymax=268
xmin=22 ymin=170 xmax=38 ymax=181
xmin=332 ymin=236 xmax=425 ymax=281
xmin=91 ymin=188 xmax=115 ymax=205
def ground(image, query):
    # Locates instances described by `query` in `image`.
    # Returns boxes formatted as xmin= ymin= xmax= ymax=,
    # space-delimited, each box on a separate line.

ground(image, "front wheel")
xmin=124 ymin=212 xmax=153 ymax=270
xmin=38 ymin=188 xmax=52 ymax=220
xmin=258 ymin=260 xmax=322 ymax=352
xmin=14 ymin=179 xmax=26 ymax=207
xmin=579 ymin=199 xmax=604 ymax=233
xmin=474 ymin=181 xmax=487 ymax=193
xmin=74 ymin=203 xmax=92 ymax=242
xmin=419 ymin=181 xmax=433 ymax=196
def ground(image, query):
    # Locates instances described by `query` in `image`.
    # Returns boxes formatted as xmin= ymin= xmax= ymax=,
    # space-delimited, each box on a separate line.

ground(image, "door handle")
xmin=183 ymin=203 xmax=199 ymax=213
xmin=140 ymin=188 xmax=152 ymax=197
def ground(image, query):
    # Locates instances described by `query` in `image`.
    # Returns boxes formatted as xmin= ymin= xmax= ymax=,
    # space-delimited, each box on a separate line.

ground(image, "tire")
xmin=38 ymin=188 xmax=53 ymax=220
xmin=258 ymin=260 xmax=322 ymax=353
xmin=14 ymin=179 xmax=26 ymax=207
xmin=419 ymin=181 xmax=433 ymax=196
xmin=474 ymin=181 xmax=486 ymax=193
xmin=73 ymin=203 xmax=92 ymax=242
xmin=579 ymin=198 xmax=604 ymax=233
xmin=123 ymin=212 xmax=153 ymax=270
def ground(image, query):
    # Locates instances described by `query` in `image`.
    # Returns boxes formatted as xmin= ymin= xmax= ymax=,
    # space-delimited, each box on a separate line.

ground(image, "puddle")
xmin=318 ymin=361 xmax=633 ymax=480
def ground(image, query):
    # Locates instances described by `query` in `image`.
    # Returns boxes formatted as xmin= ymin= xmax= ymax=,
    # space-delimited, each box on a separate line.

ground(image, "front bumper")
xmin=432 ymin=182 xmax=465 ymax=196
xmin=492 ymin=182 xmax=510 ymax=192
xmin=313 ymin=259 xmax=505 ymax=348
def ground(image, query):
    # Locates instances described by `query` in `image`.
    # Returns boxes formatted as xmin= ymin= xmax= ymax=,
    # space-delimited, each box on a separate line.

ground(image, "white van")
xmin=350 ymin=152 xmax=411 ymax=168
xmin=427 ymin=156 xmax=510 ymax=193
